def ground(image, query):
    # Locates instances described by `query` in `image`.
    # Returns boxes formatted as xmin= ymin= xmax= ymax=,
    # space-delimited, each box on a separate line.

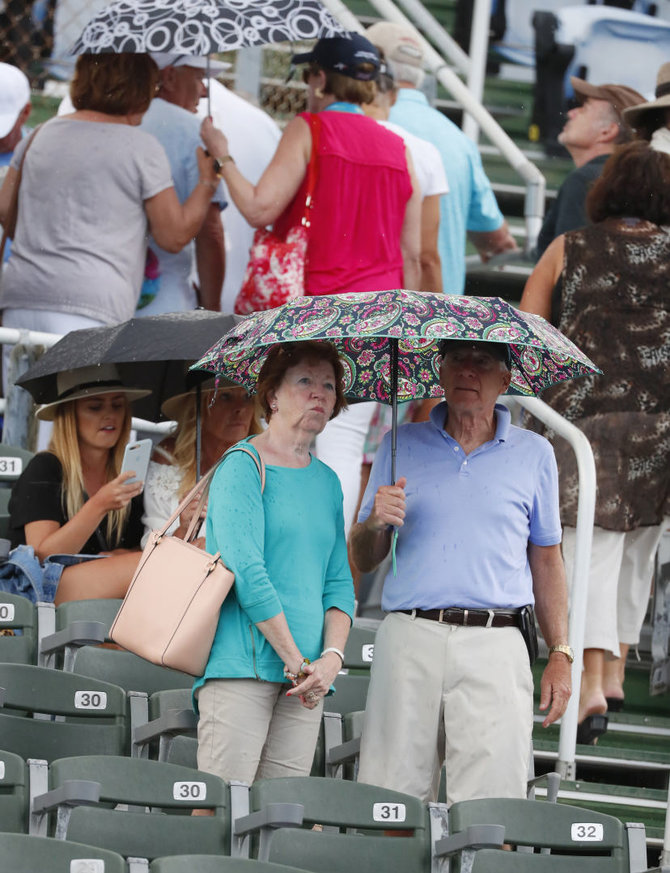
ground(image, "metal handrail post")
xmin=504 ymin=396 xmax=596 ymax=779
xmin=462 ymin=0 xmax=492 ymax=143
xmin=393 ymin=0 xmax=471 ymax=75
xmin=320 ymin=0 xmax=546 ymax=253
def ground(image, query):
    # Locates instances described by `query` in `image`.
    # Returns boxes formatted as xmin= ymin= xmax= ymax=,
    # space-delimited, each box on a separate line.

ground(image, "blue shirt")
xmin=358 ymin=403 xmax=562 ymax=611
xmin=389 ymin=89 xmax=504 ymax=294
xmin=193 ymin=440 xmax=355 ymax=693
xmin=138 ymin=98 xmax=227 ymax=316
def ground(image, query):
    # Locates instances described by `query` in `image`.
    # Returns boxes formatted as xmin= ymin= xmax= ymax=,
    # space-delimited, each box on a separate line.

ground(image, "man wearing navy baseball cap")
xmin=291 ymin=33 xmax=380 ymax=81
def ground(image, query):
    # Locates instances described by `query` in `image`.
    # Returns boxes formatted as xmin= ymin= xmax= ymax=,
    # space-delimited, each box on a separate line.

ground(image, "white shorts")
xmin=562 ymin=522 xmax=667 ymax=654
xmin=315 ymin=401 xmax=378 ymax=538
xmin=357 ymin=611 xmax=533 ymax=805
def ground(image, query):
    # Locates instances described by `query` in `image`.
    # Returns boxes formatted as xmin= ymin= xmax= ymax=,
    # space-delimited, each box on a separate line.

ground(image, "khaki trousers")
xmin=358 ymin=611 xmax=533 ymax=805
xmin=196 ymin=678 xmax=322 ymax=784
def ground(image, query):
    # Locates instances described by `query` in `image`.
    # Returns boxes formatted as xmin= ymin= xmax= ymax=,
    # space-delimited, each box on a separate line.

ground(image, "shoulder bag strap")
xmin=301 ymin=113 xmax=321 ymax=229
xmin=0 ymin=123 xmax=44 ymax=261
xmin=181 ymin=442 xmax=266 ymax=543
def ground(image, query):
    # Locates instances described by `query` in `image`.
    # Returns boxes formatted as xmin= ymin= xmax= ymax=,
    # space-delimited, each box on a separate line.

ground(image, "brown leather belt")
xmin=397 ymin=607 xmax=520 ymax=628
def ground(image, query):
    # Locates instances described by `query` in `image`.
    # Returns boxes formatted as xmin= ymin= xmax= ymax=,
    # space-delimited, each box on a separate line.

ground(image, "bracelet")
xmin=213 ymin=154 xmax=235 ymax=175
xmin=199 ymin=178 xmax=218 ymax=191
xmin=283 ymin=658 xmax=311 ymax=686
xmin=321 ymin=647 xmax=345 ymax=664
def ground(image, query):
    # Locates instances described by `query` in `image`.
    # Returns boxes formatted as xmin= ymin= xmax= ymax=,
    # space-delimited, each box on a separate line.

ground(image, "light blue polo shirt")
xmin=389 ymin=89 xmax=504 ymax=294
xmin=358 ymin=402 xmax=562 ymax=611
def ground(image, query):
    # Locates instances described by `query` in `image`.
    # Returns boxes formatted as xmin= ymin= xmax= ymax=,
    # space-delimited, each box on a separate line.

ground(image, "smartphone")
xmin=120 ymin=438 xmax=153 ymax=489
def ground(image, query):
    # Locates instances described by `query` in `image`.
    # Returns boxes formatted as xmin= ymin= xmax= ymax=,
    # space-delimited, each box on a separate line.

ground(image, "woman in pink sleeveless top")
xmin=204 ymin=32 xmax=421 ymax=296
xmin=203 ymin=32 xmax=422 ymax=537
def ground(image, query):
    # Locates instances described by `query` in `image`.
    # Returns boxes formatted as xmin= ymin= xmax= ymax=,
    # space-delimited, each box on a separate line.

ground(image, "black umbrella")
xmin=17 ymin=310 xmax=239 ymax=422
xmin=70 ymin=0 xmax=347 ymax=55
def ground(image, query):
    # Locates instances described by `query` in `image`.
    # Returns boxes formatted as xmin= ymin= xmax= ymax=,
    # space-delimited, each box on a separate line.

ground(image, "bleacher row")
xmin=0 ymin=591 xmax=667 ymax=873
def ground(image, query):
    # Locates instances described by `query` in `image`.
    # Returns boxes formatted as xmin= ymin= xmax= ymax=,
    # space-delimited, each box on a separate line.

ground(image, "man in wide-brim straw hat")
xmin=622 ymin=62 xmax=670 ymax=154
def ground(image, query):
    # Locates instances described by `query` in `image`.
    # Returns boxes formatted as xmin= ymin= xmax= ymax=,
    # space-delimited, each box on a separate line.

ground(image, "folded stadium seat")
xmin=0 ymin=592 xmax=52 ymax=665
xmin=0 ymin=749 xmax=30 ymax=833
xmin=325 ymin=672 xmax=369 ymax=718
xmin=442 ymin=797 xmax=649 ymax=872
xmin=0 ymin=832 xmax=127 ymax=873
xmin=39 ymin=598 xmax=123 ymax=670
xmin=33 ymin=754 xmax=238 ymax=862
xmin=133 ymin=687 xmax=197 ymax=761
xmin=0 ymin=663 xmax=131 ymax=761
xmin=233 ymin=775 xmax=451 ymax=872
xmin=150 ymin=856 xmax=310 ymax=873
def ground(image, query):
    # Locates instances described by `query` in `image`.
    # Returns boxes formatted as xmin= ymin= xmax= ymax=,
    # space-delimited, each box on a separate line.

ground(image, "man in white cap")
xmin=138 ymin=54 xmax=229 ymax=315
xmin=0 ymin=62 xmax=31 ymax=263
xmin=535 ymin=77 xmax=643 ymax=258
xmin=366 ymin=21 xmax=517 ymax=296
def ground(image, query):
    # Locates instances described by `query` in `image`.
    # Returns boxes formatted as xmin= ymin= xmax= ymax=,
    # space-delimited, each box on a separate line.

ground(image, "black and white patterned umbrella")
xmin=70 ymin=0 xmax=347 ymax=55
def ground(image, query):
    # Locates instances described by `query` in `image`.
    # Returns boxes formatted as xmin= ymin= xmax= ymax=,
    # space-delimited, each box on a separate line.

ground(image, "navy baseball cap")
xmin=438 ymin=339 xmax=513 ymax=370
xmin=291 ymin=33 xmax=381 ymax=81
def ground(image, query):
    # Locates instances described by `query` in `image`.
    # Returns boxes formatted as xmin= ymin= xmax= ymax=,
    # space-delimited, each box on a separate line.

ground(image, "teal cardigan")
xmin=193 ymin=439 xmax=355 ymax=696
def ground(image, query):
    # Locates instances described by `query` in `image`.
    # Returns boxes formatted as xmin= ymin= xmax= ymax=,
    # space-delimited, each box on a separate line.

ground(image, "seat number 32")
xmin=373 ymin=802 xmax=406 ymax=823
xmin=571 ymin=823 xmax=604 ymax=841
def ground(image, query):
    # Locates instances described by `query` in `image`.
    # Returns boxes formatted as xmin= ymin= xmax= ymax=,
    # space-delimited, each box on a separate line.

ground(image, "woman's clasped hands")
xmin=285 ymin=650 xmax=343 ymax=710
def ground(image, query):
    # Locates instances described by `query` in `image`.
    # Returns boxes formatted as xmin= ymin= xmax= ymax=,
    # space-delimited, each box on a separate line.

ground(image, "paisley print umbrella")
xmin=193 ymin=290 xmax=601 ymax=482
xmin=70 ymin=0 xmax=347 ymax=55
xmin=193 ymin=290 xmax=601 ymax=402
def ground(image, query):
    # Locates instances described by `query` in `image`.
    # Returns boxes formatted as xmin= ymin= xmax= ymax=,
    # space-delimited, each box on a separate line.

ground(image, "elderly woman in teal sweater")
xmin=194 ymin=341 xmax=355 ymax=784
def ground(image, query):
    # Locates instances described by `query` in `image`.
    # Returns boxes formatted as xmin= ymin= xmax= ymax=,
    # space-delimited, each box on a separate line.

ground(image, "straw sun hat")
xmin=35 ymin=364 xmax=150 ymax=421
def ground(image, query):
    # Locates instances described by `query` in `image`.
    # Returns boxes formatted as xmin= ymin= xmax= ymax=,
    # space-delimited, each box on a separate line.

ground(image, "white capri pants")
xmin=562 ymin=521 xmax=667 ymax=655
xmin=196 ymin=678 xmax=322 ymax=784
xmin=357 ymin=612 xmax=533 ymax=805
xmin=314 ymin=401 xmax=377 ymax=538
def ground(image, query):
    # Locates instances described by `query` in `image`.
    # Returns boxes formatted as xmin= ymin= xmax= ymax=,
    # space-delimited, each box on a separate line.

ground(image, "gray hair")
xmin=387 ymin=58 xmax=425 ymax=89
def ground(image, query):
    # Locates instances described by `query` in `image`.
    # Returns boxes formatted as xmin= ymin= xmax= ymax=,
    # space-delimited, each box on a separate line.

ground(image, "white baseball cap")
xmin=0 ymin=62 xmax=30 ymax=139
xmin=150 ymin=53 xmax=231 ymax=74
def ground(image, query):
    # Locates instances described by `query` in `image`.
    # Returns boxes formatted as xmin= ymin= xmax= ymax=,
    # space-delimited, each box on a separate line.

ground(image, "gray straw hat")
xmin=35 ymin=364 xmax=150 ymax=421
xmin=622 ymin=63 xmax=670 ymax=128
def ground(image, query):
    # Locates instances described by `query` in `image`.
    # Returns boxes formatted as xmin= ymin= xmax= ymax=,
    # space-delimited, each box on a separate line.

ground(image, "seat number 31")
xmin=373 ymin=802 xmax=406 ymax=823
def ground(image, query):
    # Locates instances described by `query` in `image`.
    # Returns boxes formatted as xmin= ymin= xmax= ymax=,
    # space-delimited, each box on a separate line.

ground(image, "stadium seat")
xmin=0 ymin=663 xmax=131 ymax=761
xmin=0 ymin=444 xmax=34 ymax=486
xmin=0 ymin=749 xmax=30 ymax=833
xmin=150 ymin=858 xmax=311 ymax=873
xmin=441 ymin=797 xmax=649 ymax=872
xmin=0 ymin=593 xmax=50 ymax=665
xmin=39 ymin=598 xmax=122 ymax=670
xmin=71 ymin=644 xmax=193 ymax=695
xmin=325 ymin=672 xmax=369 ymax=717
xmin=34 ymin=755 xmax=234 ymax=862
xmin=234 ymin=776 xmax=449 ymax=870
xmin=342 ymin=623 xmax=376 ymax=671
xmin=0 ymin=832 xmax=126 ymax=873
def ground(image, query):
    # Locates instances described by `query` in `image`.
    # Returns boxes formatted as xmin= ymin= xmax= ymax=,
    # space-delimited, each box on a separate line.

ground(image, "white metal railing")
xmin=502 ymin=395 xmax=596 ymax=779
xmin=321 ymin=0 xmax=546 ymax=253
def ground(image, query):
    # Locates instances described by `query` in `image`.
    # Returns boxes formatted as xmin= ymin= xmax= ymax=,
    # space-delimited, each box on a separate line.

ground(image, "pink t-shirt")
xmin=273 ymin=110 xmax=412 ymax=296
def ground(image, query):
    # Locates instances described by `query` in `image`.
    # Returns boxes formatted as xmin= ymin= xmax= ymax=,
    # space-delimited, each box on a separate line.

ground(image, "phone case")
xmin=121 ymin=439 xmax=152 ymax=485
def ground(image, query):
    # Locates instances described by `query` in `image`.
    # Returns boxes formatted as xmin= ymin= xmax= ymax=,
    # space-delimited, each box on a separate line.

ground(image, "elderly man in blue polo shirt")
xmin=350 ymin=339 xmax=572 ymax=804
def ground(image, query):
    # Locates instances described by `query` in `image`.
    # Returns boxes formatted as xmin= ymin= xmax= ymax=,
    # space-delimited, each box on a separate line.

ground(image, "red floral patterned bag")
xmin=234 ymin=114 xmax=320 ymax=314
